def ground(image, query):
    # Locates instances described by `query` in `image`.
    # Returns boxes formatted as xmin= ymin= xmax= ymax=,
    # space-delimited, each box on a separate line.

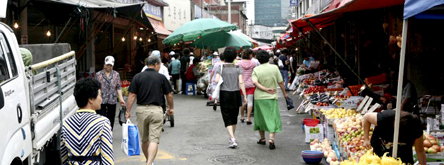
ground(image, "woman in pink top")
xmin=237 ymin=49 xmax=257 ymax=124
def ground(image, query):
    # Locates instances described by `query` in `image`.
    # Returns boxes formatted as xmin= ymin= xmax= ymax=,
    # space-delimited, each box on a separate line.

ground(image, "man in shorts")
xmin=126 ymin=56 xmax=174 ymax=164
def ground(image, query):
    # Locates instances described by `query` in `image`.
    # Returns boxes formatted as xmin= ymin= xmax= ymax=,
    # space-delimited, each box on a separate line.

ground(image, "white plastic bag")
xmin=211 ymin=64 xmax=224 ymax=101
xmin=121 ymin=120 xmax=140 ymax=156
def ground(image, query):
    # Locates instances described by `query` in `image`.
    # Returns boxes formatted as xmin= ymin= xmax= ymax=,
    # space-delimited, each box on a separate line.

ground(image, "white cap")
xmin=190 ymin=52 xmax=194 ymax=55
xmin=104 ymin=56 xmax=115 ymax=66
xmin=276 ymin=49 xmax=281 ymax=53
xmin=151 ymin=50 xmax=161 ymax=58
xmin=213 ymin=52 xmax=219 ymax=56
xmin=169 ymin=51 xmax=175 ymax=56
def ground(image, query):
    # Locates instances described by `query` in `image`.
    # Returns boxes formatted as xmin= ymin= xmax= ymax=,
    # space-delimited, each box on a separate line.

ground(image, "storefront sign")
xmin=250 ymin=25 xmax=274 ymax=40
xmin=143 ymin=3 xmax=162 ymax=21
xmin=163 ymin=0 xmax=191 ymax=31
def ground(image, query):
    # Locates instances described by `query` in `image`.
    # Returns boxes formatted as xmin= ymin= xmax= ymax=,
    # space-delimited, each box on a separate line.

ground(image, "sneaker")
xmin=229 ymin=139 xmax=238 ymax=148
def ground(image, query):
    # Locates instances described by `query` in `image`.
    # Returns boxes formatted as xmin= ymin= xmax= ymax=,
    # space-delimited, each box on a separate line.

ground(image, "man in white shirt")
xmin=141 ymin=50 xmax=170 ymax=81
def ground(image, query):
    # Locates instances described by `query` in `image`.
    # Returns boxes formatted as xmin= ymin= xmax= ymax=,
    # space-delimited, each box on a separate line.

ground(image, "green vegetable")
xmin=20 ymin=48 xmax=33 ymax=66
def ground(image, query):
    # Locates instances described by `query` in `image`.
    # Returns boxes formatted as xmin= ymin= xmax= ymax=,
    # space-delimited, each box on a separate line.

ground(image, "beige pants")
xmin=136 ymin=105 xmax=164 ymax=143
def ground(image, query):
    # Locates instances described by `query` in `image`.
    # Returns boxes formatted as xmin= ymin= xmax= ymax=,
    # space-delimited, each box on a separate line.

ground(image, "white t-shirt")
xmin=141 ymin=64 xmax=170 ymax=80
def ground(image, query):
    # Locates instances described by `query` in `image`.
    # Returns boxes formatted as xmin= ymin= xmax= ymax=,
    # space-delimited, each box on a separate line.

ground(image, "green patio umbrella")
xmin=162 ymin=18 xmax=238 ymax=45
xmin=190 ymin=31 xmax=253 ymax=50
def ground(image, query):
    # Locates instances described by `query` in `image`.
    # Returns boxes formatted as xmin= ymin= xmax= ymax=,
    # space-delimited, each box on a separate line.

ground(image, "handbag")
xmin=286 ymin=97 xmax=295 ymax=110
xmin=118 ymin=106 xmax=126 ymax=126
xmin=211 ymin=64 xmax=224 ymax=101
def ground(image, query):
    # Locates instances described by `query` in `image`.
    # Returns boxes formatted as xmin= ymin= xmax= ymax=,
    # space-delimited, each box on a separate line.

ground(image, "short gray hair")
xmin=146 ymin=56 xmax=161 ymax=66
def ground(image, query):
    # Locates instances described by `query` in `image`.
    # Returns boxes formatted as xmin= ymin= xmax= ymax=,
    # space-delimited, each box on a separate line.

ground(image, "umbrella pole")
xmin=392 ymin=19 xmax=408 ymax=158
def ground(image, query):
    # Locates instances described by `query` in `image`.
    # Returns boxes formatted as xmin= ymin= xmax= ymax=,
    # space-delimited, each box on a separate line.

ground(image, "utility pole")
xmin=228 ymin=0 xmax=231 ymax=23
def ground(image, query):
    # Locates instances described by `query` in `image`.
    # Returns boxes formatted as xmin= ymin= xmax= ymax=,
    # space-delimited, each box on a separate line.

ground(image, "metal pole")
xmin=56 ymin=65 xmax=63 ymax=152
xmin=228 ymin=0 xmax=231 ymax=23
xmin=55 ymin=17 xmax=73 ymax=43
xmin=392 ymin=19 xmax=408 ymax=158
xmin=305 ymin=19 xmax=380 ymax=102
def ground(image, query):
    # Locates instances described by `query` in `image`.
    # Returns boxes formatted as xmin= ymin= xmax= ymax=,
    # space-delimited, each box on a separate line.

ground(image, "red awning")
xmin=148 ymin=18 xmax=171 ymax=39
xmin=292 ymin=0 xmax=404 ymax=34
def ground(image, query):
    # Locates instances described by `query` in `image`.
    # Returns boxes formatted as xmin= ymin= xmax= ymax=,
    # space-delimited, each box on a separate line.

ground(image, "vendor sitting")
xmin=186 ymin=58 xmax=202 ymax=82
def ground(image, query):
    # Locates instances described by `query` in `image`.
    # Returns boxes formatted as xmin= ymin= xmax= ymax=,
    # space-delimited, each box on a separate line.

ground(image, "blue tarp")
xmin=404 ymin=0 xmax=444 ymax=19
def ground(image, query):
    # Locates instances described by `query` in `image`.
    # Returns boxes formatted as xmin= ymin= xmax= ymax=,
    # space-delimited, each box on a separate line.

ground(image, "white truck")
xmin=0 ymin=22 xmax=78 ymax=165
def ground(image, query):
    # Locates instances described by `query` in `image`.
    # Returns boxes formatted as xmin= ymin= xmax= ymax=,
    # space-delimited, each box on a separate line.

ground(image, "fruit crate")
xmin=347 ymin=85 xmax=362 ymax=96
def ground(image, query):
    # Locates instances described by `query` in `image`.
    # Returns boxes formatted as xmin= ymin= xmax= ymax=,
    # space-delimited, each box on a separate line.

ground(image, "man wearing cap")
xmin=142 ymin=50 xmax=170 ymax=81
xmin=95 ymin=56 xmax=125 ymax=130
xmin=169 ymin=51 xmax=181 ymax=93
xmin=126 ymin=56 xmax=174 ymax=165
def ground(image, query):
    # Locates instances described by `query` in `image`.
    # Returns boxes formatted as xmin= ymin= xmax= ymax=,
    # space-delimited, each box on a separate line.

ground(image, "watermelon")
xmin=20 ymin=48 xmax=33 ymax=66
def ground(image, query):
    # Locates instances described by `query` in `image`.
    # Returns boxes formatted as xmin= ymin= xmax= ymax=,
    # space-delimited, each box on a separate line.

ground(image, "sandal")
xmin=269 ymin=139 xmax=276 ymax=149
xmin=246 ymin=121 xmax=252 ymax=125
xmin=240 ymin=118 xmax=245 ymax=123
xmin=257 ymin=138 xmax=266 ymax=145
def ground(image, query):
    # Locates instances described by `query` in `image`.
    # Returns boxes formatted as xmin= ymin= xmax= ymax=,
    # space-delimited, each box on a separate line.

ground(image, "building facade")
xmin=208 ymin=2 xmax=248 ymax=34
xmin=254 ymin=0 xmax=290 ymax=27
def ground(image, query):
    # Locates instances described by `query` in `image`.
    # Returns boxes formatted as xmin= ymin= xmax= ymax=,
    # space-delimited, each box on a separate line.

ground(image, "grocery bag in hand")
xmin=211 ymin=64 xmax=224 ymax=101
xmin=118 ymin=107 xmax=126 ymax=126
xmin=121 ymin=120 xmax=140 ymax=156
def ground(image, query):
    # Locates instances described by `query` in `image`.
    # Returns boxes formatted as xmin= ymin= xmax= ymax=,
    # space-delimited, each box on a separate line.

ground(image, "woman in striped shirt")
xmin=61 ymin=78 xmax=114 ymax=165
xmin=237 ymin=49 xmax=258 ymax=125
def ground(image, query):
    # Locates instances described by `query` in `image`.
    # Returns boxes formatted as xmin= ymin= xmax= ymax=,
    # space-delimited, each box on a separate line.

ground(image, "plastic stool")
xmin=185 ymin=83 xmax=196 ymax=95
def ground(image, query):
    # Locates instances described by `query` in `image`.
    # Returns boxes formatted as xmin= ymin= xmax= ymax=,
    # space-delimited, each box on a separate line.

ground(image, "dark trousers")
xmin=180 ymin=72 xmax=187 ymax=93
xmin=97 ymin=104 xmax=117 ymax=130
xmin=290 ymin=71 xmax=296 ymax=85
xmin=172 ymin=74 xmax=180 ymax=91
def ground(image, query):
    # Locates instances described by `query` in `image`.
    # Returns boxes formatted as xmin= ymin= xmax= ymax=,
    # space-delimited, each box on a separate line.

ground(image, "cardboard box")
xmin=305 ymin=124 xmax=324 ymax=143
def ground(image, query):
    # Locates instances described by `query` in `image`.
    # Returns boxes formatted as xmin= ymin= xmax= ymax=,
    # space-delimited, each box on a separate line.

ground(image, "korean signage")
xmin=290 ymin=0 xmax=298 ymax=7
xmin=163 ymin=0 xmax=191 ymax=31
xmin=142 ymin=2 xmax=162 ymax=21
xmin=251 ymin=25 xmax=274 ymax=40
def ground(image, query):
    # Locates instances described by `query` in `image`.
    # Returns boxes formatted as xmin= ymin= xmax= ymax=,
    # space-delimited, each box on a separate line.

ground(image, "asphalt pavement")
xmin=112 ymin=90 xmax=328 ymax=165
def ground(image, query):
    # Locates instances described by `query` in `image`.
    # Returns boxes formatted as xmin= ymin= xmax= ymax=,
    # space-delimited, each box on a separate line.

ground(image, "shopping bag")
xmin=121 ymin=120 xmax=140 ymax=156
xmin=118 ymin=107 xmax=126 ymax=126
xmin=211 ymin=64 xmax=224 ymax=101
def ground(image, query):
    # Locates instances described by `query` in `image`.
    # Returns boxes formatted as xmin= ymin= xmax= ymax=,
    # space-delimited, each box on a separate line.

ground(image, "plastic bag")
xmin=121 ymin=120 xmax=140 ymax=156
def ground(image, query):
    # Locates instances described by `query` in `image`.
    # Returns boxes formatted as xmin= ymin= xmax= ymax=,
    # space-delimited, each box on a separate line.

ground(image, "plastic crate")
xmin=347 ymin=85 xmax=361 ymax=96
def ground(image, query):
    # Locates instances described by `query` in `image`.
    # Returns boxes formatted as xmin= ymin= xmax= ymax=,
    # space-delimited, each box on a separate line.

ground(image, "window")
xmin=0 ymin=36 xmax=9 ymax=83
xmin=1 ymin=34 xmax=17 ymax=77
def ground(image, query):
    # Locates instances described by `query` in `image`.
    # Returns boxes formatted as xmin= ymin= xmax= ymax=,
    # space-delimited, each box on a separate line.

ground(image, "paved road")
xmin=112 ymin=91 xmax=327 ymax=165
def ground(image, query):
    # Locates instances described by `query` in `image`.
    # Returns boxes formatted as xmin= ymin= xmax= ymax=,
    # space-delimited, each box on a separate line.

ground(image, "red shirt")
xmin=186 ymin=64 xmax=197 ymax=80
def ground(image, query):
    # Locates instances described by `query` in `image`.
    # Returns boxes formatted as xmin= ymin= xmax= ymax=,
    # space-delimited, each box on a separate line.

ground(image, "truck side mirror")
xmin=0 ymin=87 xmax=3 ymax=109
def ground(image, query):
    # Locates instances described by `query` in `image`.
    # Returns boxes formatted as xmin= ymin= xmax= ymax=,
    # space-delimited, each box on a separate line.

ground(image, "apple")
xmin=431 ymin=139 xmax=438 ymax=145
xmin=441 ymin=146 xmax=444 ymax=152
xmin=425 ymin=147 xmax=429 ymax=152
xmin=432 ymin=145 xmax=440 ymax=152
xmin=424 ymin=140 xmax=432 ymax=148
xmin=428 ymin=147 xmax=438 ymax=154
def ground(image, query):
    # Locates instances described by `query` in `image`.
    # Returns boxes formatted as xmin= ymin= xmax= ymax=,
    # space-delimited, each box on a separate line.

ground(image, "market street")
xmin=112 ymin=91 xmax=324 ymax=165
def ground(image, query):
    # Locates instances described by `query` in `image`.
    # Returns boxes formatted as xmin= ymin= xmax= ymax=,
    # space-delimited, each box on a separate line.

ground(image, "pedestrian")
xmin=237 ymin=49 xmax=257 ymax=125
xmin=169 ymin=52 xmax=181 ymax=94
xmin=252 ymin=50 xmax=289 ymax=150
xmin=289 ymin=50 xmax=297 ymax=83
xmin=126 ymin=56 xmax=174 ymax=165
xmin=212 ymin=51 xmax=221 ymax=65
xmin=189 ymin=52 xmax=195 ymax=66
xmin=95 ymin=56 xmax=125 ymax=130
xmin=214 ymin=46 xmax=248 ymax=148
xmin=278 ymin=49 xmax=290 ymax=90
xmin=61 ymin=78 xmax=113 ymax=165
xmin=180 ymin=48 xmax=191 ymax=94
xmin=363 ymin=110 xmax=425 ymax=165
xmin=142 ymin=50 xmax=170 ymax=81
